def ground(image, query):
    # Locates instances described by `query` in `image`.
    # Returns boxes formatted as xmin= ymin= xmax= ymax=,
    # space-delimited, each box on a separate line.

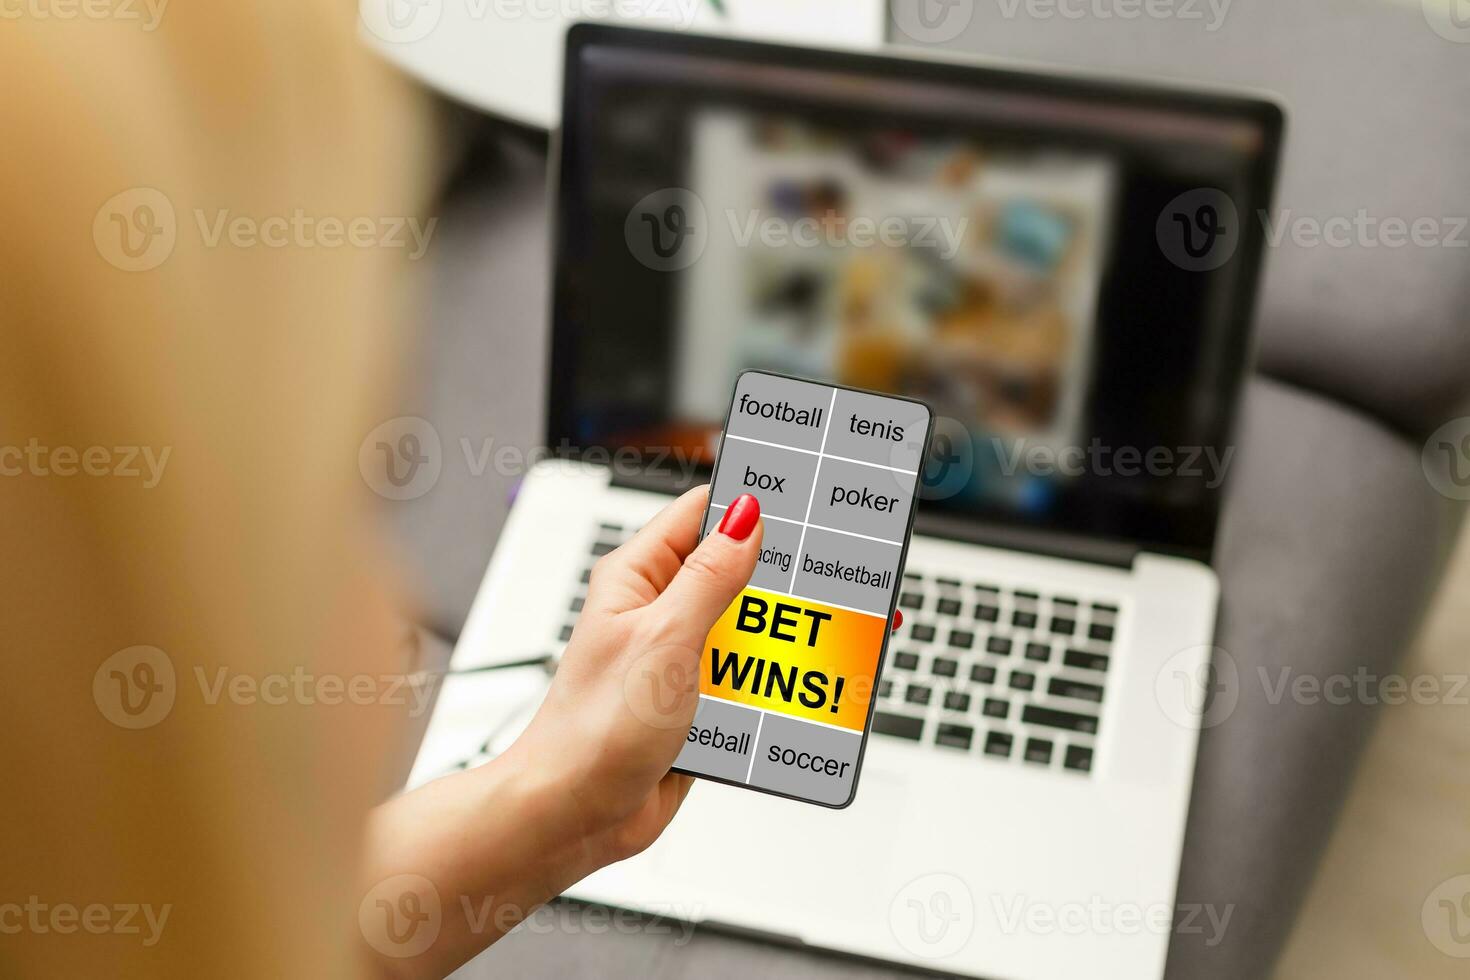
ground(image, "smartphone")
xmin=672 ymin=370 xmax=934 ymax=808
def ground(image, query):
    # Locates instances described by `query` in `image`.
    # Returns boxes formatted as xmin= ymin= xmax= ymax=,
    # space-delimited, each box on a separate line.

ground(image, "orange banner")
xmin=699 ymin=586 xmax=887 ymax=731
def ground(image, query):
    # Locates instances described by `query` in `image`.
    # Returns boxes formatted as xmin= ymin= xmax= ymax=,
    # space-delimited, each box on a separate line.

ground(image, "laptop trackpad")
xmin=652 ymin=767 xmax=908 ymax=929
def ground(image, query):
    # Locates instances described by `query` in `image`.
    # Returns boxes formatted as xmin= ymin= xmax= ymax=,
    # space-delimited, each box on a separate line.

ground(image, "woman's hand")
xmin=505 ymin=486 xmax=763 ymax=864
xmin=362 ymin=486 xmax=761 ymax=979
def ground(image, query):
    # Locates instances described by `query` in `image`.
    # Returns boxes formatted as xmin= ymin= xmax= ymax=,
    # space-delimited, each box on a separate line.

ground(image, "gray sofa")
xmin=393 ymin=2 xmax=1470 ymax=976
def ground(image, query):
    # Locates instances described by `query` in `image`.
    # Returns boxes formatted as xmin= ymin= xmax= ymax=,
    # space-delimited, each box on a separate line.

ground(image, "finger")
xmin=647 ymin=493 xmax=762 ymax=644
xmin=592 ymin=485 xmax=710 ymax=603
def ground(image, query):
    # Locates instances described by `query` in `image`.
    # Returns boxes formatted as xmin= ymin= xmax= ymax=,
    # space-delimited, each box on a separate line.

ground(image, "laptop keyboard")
xmin=561 ymin=522 xmax=1119 ymax=778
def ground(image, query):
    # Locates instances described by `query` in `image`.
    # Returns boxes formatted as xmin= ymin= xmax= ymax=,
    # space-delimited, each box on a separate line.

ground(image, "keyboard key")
xmin=974 ymin=583 xmax=1000 ymax=595
xmin=936 ymin=598 xmax=962 ymax=617
xmin=943 ymin=691 xmax=971 ymax=712
xmin=590 ymin=540 xmax=617 ymax=556
xmin=579 ymin=567 xmax=592 ymax=584
xmin=1013 ymin=589 xmax=1039 ymax=601
xmin=1013 ymin=611 xmax=1038 ymax=629
xmin=948 ymin=630 xmax=975 ymax=650
xmin=936 ymin=577 xmax=961 ymax=589
xmin=1064 ymin=649 xmax=1110 ymax=672
xmin=982 ymin=698 xmax=1010 ymax=719
xmin=973 ymin=604 xmax=999 ymax=623
xmin=873 ymin=711 xmax=924 ymax=741
xmin=931 ymin=657 xmax=958 ymax=678
xmin=899 ymin=592 xmax=923 ymax=610
xmin=903 ymin=571 xmax=922 ymax=583
xmin=984 ymin=731 xmax=1013 ymax=758
xmin=878 ymin=679 xmax=894 ymax=698
xmin=598 ymin=522 xmax=624 ymax=533
xmin=1024 ymin=738 xmax=1054 ymax=765
xmin=1092 ymin=602 xmax=1119 ymax=613
xmin=1049 ymin=617 xmax=1076 ymax=636
xmin=911 ymin=624 xmax=936 ymax=642
xmin=558 ymin=624 xmax=574 ymax=642
xmin=935 ymin=723 xmax=973 ymax=750
xmin=892 ymin=651 xmax=920 ymax=671
xmin=569 ymin=596 xmax=585 ymax=613
xmin=905 ymin=684 xmax=932 ymax=706
xmin=1052 ymin=597 xmax=1078 ymax=609
xmin=1089 ymin=623 xmax=1115 ymax=643
xmin=1049 ymin=677 xmax=1104 ymax=702
xmin=1022 ymin=704 xmax=1100 ymax=735
xmin=1024 ymin=642 xmax=1050 ymax=662
xmin=970 ymin=664 xmax=997 ymax=685
xmin=986 ymin=636 xmax=1012 ymax=656
xmin=1009 ymin=671 xmax=1036 ymax=692
xmin=1065 ymin=745 xmax=1094 ymax=773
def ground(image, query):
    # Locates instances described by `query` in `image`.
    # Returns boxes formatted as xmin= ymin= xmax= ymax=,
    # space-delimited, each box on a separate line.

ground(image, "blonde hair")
xmin=0 ymin=7 xmax=432 ymax=976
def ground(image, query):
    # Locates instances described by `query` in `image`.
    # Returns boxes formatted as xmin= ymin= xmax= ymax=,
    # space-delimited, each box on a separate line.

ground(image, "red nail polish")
xmin=717 ymin=493 xmax=760 ymax=541
xmin=892 ymin=609 xmax=903 ymax=632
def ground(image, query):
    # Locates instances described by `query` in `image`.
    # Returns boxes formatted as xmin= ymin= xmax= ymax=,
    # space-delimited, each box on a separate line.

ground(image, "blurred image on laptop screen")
xmin=552 ymin=33 xmax=1277 ymax=559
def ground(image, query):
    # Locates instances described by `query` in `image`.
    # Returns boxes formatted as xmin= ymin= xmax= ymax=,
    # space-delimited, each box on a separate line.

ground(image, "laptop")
xmin=413 ymin=24 xmax=1282 ymax=980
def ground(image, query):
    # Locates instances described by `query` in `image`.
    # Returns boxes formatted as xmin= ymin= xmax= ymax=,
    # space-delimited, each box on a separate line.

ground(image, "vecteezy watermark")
xmin=889 ymin=873 xmax=976 ymax=959
xmin=1422 ymin=417 xmax=1470 ymax=501
xmin=0 ymin=0 xmax=168 ymax=30
xmin=93 ymin=187 xmax=437 ymax=272
xmin=1158 ymin=189 xmax=1470 ymax=271
xmin=990 ymin=895 xmax=1234 ymax=947
xmin=358 ymin=415 xmax=704 ymax=502
xmin=1156 ymin=188 xmax=1240 ymax=272
xmin=624 ymin=188 xmax=709 ymax=272
xmin=994 ymin=0 xmax=1232 ymax=32
xmin=623 ymin=188 xmax=970 ymax=272
xmin=360 ymin=0 xmax=699 ymax=45
xmin=891 ymin=0 xmax=975 ymax=43
xmin=0 ymin=439 xmax=171 ymax=487
xmin=359 ymin=874 xmax=699 ymax=960
xmin=989 ymin=437 xmax=1235 ymax=488
xmin=1155 ymin=645 xmax=1239 ymax=730
xmin=1423 ymin=874 xmax=1470 ymax=958
xmin=0 ymin=898 xmax=171 ymax=947
xmin=1154 ymin=644 xmax=1470 ymax=730
xmin=92 ymin=646 xmax=443 ymax=729
xmin=1421 ymin=0 xmax=1470 ymax=44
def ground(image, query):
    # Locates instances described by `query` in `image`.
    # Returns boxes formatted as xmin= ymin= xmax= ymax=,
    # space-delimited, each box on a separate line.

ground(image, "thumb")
xmin=649 ymin=493 xmax=763 ymax=643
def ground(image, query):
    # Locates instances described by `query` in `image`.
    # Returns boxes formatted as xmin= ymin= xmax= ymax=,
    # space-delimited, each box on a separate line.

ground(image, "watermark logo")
xmin=889 ymin=872 xmax=975 ymax=959
xmin=1422 ymin=0 xmax=1470 ymax=43
xmin=892 ymin=0 xmax=974 ymax=43
xmin=360 ymin=0 xmax=443 ymax=43
xmin=1156 ymin=188 xmax=1239 ymax=271
xmin=0 ymin=0 xmax=169 ymax=31
xmin=93 ymin=646 xmax=177 ymax=730
xmin=0 ymin=898 xmax=171 ymax=946
xmin=1423 ymin=874 xmax=1470 ymax=957
xmin=915 ymin=415 xmax=975 ymax=502
xmin=625 ymin=188 xmax=708 ymax=272
xmin=94 ymin=187 xmax=177 ymax=273
xmin=622 ymin=644 xmax=701 ymax=731
xmin=1422 ymin=417 xmax=1470 ymax=501
xmin=360 ymin=416 xmax=443 ymax=501
xmin=360 ymin=873 xmax=442 ymax=959
xmin=993 ymin=0 xmax=1232 ymax=31
xmin=1155 ymin=645 xmax=1238 ymax=730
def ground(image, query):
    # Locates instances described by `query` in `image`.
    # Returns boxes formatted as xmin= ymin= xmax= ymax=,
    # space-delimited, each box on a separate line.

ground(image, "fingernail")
xmin=892 ymin=609 xmax=903 ymax=632
xmin=717 ymin=493 xmax=760 ymax=541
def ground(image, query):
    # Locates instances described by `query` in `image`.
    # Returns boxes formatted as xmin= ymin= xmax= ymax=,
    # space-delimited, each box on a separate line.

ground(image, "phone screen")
xmin=672 ymin=371 xmax=933 ymax=807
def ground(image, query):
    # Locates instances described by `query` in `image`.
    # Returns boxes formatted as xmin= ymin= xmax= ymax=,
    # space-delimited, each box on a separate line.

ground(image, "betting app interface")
xmin=674 ymin=371 xmax=932 ymax=806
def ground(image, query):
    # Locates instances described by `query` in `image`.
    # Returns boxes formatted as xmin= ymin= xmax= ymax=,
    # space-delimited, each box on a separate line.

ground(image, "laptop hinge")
xmin=913 ymin=511 xmax=1144 ymax=569
xmin=608 ymin=471 xmax=1147 ymax=569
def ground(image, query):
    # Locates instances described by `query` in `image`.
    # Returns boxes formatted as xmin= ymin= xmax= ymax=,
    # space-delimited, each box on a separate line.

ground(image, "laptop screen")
xmin=549 ymin=25 xmax=1281 ymax=562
